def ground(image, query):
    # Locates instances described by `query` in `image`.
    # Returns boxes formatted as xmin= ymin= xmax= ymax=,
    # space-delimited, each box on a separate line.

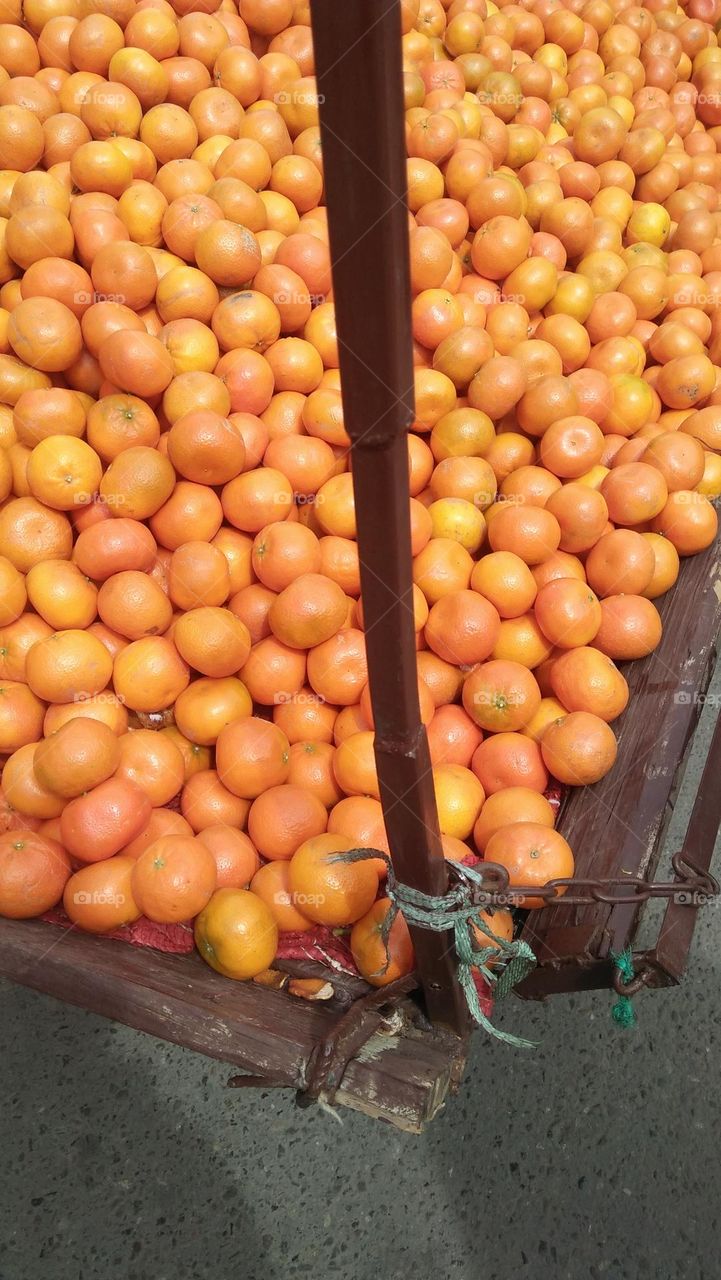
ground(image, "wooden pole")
xmin=310 ymin=0 xmax=469 ymax=1034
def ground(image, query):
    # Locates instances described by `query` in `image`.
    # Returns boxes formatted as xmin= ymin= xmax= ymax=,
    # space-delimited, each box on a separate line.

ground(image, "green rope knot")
xmin=611 ymin=947 xmax=637 ymax=1028
xmin=330 ymin=848 xmax=538 ymax=1049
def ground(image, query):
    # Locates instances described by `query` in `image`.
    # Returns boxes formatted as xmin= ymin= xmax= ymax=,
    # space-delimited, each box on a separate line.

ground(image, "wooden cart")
xmin=1 ymin=0 xmax=720 ymax=1132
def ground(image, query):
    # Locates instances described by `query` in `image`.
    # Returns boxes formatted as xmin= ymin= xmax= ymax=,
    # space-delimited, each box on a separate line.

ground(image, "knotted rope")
xmin=611 ymin=948 xmax=637 ymax=1028
xmin=331 ymin=849 xmax=538 ymax=1048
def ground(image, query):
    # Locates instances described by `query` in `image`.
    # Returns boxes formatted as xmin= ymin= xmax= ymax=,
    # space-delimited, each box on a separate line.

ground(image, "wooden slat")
xmin=0 ymin=918 xmax=466 ymax=1132
xmin=519 ymin=539 xmax=721 ymax=996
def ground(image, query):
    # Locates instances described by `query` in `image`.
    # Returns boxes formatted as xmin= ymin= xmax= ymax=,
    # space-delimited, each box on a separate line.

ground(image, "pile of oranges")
xmin=0 ymin=0 xmax=719 ymax=992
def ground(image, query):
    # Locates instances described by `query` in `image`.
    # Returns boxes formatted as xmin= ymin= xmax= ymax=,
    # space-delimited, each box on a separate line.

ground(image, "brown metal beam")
xmin=310 ymin=0 xmax=469 ymax=1034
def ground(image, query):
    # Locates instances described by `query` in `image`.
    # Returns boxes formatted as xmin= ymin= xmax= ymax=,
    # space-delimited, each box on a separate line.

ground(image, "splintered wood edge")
xmin=0 ymin=918 xmax=467 ymax=1132
xmin=520 ymin=539 xmax=721 ymax=990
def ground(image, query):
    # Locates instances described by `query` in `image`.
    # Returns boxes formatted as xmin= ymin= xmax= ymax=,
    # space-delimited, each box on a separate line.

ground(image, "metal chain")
xmin=453 ymin=851 xmax=719 ymax=909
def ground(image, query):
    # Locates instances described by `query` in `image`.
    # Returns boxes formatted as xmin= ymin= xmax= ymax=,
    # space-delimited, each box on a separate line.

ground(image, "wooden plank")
xmin=519 ymin=538 xmax=721 ymax=996
xmin=0 ymin=918 xmax=466 ymax=1132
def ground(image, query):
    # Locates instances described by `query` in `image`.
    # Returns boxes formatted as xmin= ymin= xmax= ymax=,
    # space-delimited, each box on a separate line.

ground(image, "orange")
xmin=173 ymin=676 xmax=252 ymax=747
xmin=160 ymin=726 xmax=211 ymax=783
xmin=0 ymin=680 xmax=45 ymax=755
xmin=412 ymin=538 xmax=473 ymax=605
xmin=272 ymin=687 xmax=338 ymax=745
xmin=115 ymin=729 xmax=186 ymax=807
xmin=0 ymin=829 xmax=71 ymax=918
xmin=2 ymin=743 xmax=66 ymax=820
xmin=424 ymin=590 xmax=501 ymax=666
xmin=484 ymin=822 xmax=574 ymax=909
xmin=462 ymin=659 xmax=541 ymax=733
xmin=195 ymin=887 xmax=278 ymax=980
xmin=585 ymin=529 xmax=655 ymax=597
xmin=194 ymin=219 xmax=261 ymax=287
xmin=173 ymin=606 xmax=251 ymax=677
xmin=33 ymin=716 xmax=120 ymax=798
xmin=306 ymin=628 xmax=367 ymax=705
xmin=99 ymin=446 xmax=175 ymax=520
xmin=25 ymin=557 xmax=98 ymax=630
xmin=86 ymin=394 xmax=160 ymax=462
xmin=196 ymin=826 xmax=260 ymax=890
xmin=641 ymin=532 xmax=680 ymax=599
xmin=43 ymin=692 xmax=127 ymax=739
xmin=222 ymin=467 xmax=294 ymax=533
xmin=472 ymin=787 xmax=555 ymax=855
xmin=593 ymin=595 xmax=663 ymax=660
xmin=252 ymin=521 xmax=321 ymax=592
xmin=545 ymin=483 xmax=609 ymax=554
xmin=472 ymin=555 xmax=537 ymax=618
xmin=97 ymin=571 xmax=172 ymax=640
xmin=288 ymin=832 xmax=379 ymax=926
xmin=642 ymin=432 xmax=705 ymax=493
xmin=26 ymin=432 xmax=101 ymax=509
xmin=600 ymin=462 xmax=668 ymax=526
xmin=350 ymin=898 xmax=415 ymax=987
xmin=541 ymin=709 xmax=618 ymax=785
xmin=180 ymin=769 xmax=250 ymax=833
xmin=426 ymin=704 xmax=482 ymax=768
xmin=433 ymin=763 xmax=485 ymax=839
xmin=63 ymin=856 xmax=141 ymax=934
xmin=487 ymin=504 xmax=562 ymax=565
xmin=73 ymin=518 xmax=157 ymax=580
xmin=268 ymin=573 xmax=347 ymax=649
xmin=150 ymin=481 xmax=223 ymax=550
xmin=471 ymin=732 xmax=548 ymax=795
xmin=250 ymin=859 xmax=314 ymax=933
xmin=247 ymin=783 xmax=327 ymax=861
xmin=60 ymin=777 xmax=152 ymax=863
xmin=215 ymin=716 xmax=290 ymax=799
xmin=13 ymin=387 xmax=86 ymax=447
xmin=168 ymin=541 xmax=231 ymax=610
xmin=98 ymin=329 xmax=175 ymax=397
xmin=26 ymin=629 xmax=112 ymax=703
xmin=333 ymin=730 xmax=380 ymax=800
xmin=0 ymin=555 xmax=26 ymax=626
xmin=112 ymin=636 xmax=190 ymax=712
xmin=8 ymin=296 xmax=82 ymax=372
xmin=651 ymin=491 xmax=718 ymax=556
xmin=131 ymin=833 xmax=217 ymax=924
xmin=287 ymin=740 xmax=342 ymax=809
xmin=121 ymin=808 xmax=194 ymax=859
xmin=534 ymin=579 xmax=602 ymax=649
xmin=550 ymin=645 xmax=629 ymax=722
xmin=327 ymin=795 xmax=390 ymax=873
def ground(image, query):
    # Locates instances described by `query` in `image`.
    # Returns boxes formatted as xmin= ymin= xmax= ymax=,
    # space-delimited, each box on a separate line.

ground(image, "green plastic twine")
xmin=611 ymin=948 xmax=637 ymax=1028
xmin=330 ymin=849 xmax=538 ymax=1048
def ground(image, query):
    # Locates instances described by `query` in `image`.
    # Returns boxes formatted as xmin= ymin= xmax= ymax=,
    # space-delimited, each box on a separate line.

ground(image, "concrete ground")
xmin=1 ymin=675 xmax=720 ymax=1280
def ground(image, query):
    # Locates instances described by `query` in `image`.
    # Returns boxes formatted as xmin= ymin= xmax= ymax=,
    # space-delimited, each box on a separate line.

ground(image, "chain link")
xmin=453 ymin=851 xmax=719 ymax=909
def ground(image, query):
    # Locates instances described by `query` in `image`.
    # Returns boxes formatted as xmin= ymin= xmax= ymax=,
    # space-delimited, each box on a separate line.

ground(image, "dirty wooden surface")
xmin=0 ymin=919 xmax=466 ymax=1132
